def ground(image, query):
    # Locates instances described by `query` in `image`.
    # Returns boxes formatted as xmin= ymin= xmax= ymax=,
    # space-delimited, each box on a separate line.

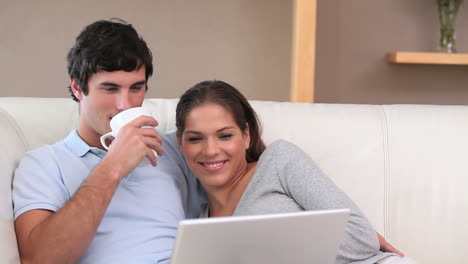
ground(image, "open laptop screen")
xmin=171 ymin=208 xmax=350 ymax=264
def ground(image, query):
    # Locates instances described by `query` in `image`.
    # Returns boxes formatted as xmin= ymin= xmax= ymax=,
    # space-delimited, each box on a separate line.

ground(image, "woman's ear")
xmin=70 ymin=79 xmax=83 ymax=101
xmin=243 ymin=123 xmax=251 ymax=150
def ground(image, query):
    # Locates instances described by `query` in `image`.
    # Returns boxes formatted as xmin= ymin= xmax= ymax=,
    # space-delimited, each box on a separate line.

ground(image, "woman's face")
xmin=178 ymin=103 xmax=250 ymax=190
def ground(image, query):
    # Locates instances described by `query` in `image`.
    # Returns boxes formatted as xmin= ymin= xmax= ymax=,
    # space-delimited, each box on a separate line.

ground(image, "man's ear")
xmin=176 ymin=132 xmax=183 ymax=152
xmin=70 ymin=79 xmax=83 ymax=101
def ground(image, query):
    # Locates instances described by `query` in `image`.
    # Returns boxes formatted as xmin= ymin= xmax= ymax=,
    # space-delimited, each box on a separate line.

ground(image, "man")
xmin=12 ymin=19 xmax=201 ymax=263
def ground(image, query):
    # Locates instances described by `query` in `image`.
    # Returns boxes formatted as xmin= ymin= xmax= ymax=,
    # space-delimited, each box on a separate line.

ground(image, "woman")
xmin=176 ymin=80 xmax=413 ymax=264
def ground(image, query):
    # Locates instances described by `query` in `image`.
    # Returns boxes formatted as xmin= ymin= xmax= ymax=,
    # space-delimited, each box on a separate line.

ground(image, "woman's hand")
xmin=377 ymin=232 xmax=405 ymax=256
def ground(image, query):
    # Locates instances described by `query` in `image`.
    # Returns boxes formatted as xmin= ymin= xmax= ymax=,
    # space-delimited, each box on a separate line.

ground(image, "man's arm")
xmin=14 ymin=116 xmax=162 ymax=264
xmin=15 ymin=162 xmax=120 ymax=264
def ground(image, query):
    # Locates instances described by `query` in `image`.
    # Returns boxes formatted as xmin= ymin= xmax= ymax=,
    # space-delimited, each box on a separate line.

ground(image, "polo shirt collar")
xmin=64 ymin=130 xmax=92 ymax=157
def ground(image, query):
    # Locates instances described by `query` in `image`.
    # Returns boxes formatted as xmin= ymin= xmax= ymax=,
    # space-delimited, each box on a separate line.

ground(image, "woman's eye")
xmin=220 ymin=134 xmax=233 ymax=140
xmin=188 ymin=137 xmax=202 ymax=142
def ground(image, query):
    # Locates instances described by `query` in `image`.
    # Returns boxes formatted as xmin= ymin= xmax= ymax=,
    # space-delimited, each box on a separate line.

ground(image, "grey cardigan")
xmin=203 ymin=140 xmax=395 ymax=264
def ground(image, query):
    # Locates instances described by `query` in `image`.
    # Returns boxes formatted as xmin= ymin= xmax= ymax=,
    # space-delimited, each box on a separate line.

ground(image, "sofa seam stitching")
xmin=378 ymin=105 xmax=390 ymax=240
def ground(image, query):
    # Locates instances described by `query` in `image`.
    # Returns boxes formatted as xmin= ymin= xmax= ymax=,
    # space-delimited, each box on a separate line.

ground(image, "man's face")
xmin=71 ymin=67 xmax=147 ymax=147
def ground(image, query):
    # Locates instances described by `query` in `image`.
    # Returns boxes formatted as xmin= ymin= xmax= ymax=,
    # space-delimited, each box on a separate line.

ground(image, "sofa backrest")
xmin=1 ymin=97 xmax=467 ymax=264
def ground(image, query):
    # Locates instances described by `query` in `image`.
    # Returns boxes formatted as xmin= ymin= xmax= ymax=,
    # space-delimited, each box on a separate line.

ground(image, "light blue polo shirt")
xmin=12 ymin=130 xmax=203 ymax=264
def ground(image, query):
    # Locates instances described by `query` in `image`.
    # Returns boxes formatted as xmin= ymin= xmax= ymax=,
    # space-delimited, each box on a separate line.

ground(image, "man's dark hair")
xmin=67 ymin=18 xmax=153 ymax=102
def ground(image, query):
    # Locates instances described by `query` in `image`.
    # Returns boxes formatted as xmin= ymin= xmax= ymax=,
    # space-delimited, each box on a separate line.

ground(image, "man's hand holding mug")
xmin=100 ymin=107 xmax=162 ymax=174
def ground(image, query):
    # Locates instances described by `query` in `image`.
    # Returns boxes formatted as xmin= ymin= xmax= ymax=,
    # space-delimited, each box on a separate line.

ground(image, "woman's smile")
xmin=199 ymin=160 xmax=228 ymax=171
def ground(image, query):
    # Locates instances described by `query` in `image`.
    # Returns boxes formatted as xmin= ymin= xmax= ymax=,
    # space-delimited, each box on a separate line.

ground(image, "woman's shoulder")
xmin=260 ymin=139 xmax=309 ymax=162
xmin=264 ymin=139 xmax=303 ymax=154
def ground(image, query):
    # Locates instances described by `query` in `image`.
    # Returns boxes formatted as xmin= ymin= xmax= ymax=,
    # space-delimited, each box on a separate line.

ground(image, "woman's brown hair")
xmin=176 ymin=80 xmax=266 ymax=162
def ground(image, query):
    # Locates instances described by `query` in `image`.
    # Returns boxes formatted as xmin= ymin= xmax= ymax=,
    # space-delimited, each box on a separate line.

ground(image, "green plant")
xmin=437 ymin=0 xmax=464 ymax=52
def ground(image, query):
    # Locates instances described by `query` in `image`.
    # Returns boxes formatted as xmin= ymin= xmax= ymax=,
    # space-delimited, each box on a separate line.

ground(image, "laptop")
xmin=171 ymin=208 xmax=350 ymax=264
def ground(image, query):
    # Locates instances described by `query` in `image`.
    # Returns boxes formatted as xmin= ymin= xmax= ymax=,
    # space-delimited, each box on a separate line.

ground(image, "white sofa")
xmin=1 ymin=97 xmax=467 ymax=263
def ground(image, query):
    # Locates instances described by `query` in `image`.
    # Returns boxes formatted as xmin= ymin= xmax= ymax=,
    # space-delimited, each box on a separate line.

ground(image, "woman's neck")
xmin=207 ymin=162 xmax=257 ymax=217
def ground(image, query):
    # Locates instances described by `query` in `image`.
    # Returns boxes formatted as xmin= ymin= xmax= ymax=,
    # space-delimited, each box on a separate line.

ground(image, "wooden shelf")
xmin=387 ymin=52 xmax=468 ymax=65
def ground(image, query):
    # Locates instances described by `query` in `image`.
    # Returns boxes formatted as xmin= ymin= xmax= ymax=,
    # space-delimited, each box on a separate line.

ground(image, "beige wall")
xmin=316 ymin=0 xmax=468 ymax=105
xmin=0 ymin=0 xmax=292 ymax=101
xmin=5 ymin=1 xmax=465 ymax=105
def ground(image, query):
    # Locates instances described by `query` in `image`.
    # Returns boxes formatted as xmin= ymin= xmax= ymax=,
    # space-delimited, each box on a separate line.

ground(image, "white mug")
xmin=100 ymin=107 xmax=157 ymax=167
